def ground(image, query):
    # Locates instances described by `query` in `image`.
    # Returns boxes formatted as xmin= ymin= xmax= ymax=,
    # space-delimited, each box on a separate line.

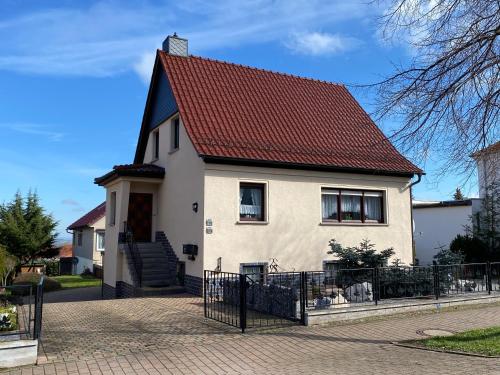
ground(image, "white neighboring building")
xmin=472 ymin=141 xmax=500 ymax=198
xmin=67 ymin=202 xmax=106 ymax=274
xmin=413 ymin=199 xmax=482 ymax=265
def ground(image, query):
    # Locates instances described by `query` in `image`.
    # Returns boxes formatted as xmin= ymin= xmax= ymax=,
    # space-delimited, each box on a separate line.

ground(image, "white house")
xmin=67 ymin=202 xmax=106 ymax=274
xmin=413 ymin=199 xmax=482 ymax=265
xmin=472 ymin=141 xmax=500 ymax=198
xmin=413 ymin=141 xmax=499 ymax=265
xmin=95 ymin=35 xmax=422 ymax=298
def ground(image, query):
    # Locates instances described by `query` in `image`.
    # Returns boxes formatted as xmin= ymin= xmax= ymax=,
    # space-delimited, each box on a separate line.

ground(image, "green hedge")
xmin=12 ymin=273 xmax=61 ymax=295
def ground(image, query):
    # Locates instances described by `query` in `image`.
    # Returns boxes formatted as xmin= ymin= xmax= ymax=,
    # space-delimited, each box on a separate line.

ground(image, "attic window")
xmin=153 ymin=130 xmax=160 ymax=160
xmin=171 ymin=118 xmax=180 ymax=150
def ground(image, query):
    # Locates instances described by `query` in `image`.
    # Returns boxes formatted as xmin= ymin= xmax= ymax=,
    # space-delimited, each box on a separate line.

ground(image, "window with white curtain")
xmin=321 ymin=189 xmax=339 ymax=220
xmin=321 ymin=188 xmax=385 ymax=223
xmin=364 ymin=192 xmax=383 ymax=222
xmin=341 ymin=190 xmax=362 ymax=221
xmin=96 ymin=231 xmax=105 ymax=251
xmin=239 ymin=183 xmax=265 ymax=221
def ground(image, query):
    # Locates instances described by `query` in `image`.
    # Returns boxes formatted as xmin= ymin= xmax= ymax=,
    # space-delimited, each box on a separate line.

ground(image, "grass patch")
xmin=52 ymin=275 xmax=101 ymax=289
xmin=0 ymin=305 xmax=18 ymax=331
xmin=418 ymin=327 xmax=500 ymax=356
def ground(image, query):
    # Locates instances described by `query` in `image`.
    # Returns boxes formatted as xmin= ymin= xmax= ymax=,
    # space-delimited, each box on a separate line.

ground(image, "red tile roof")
xmin=158 ymin=51 xmax=422 ymax=176
xmin=67 ymin=202 xmax=106 ymax=230
xmin=58 ymin=244 xmax=73 ymax=258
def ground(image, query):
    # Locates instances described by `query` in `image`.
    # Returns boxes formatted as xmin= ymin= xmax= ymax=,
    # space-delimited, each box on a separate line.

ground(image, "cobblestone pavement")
xmin=3 ymin=294 xmax=500 ymax=374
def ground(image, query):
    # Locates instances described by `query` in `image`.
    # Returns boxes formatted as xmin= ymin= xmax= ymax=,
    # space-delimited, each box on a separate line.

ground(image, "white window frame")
xmin=240 ymin=262 xmax=268 ymax=282
xmin=96 ymin=231 xmax=105 ymax=251
xmin=236 ymin=180 xmax=269 ymax=224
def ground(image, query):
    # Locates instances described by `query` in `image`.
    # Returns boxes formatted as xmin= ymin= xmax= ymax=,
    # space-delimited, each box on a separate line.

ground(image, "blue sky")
xmin=0 ymin=0 xmax=477 ymax=242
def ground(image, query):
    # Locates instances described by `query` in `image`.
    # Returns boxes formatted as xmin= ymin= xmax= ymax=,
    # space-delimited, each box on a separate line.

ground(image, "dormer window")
xmin=171 ymin=118 xmax=179 ymax=150
xmin=153 ymin=130 xmax=160 ymax=160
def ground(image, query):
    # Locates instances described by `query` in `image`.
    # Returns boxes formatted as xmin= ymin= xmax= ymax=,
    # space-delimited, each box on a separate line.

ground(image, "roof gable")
xmin=147 ymin=65 xmax=177 ymax=130
xmin=135 ymin=51 xmax=421 ymax=176
xmin=135 ymin=55 xmax=178 ymax=163
xmin=67 ymin=202 xmax=106 ymax=230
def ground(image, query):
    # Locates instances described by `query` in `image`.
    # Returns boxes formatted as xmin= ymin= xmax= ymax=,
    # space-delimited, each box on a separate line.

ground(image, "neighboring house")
xmin=413 ymin=199 xmax=482 ymax=265
xmin=56 ymin=243 xmax=75 ymax=275
xmin=472 ymin=141 xmax=500 ymax=198
xmin=67 ymin=202 xmax=106 ymax=274
xmin=57 ymin=243 xmax=73 ymax=258
xmin=413 ymin=141 xmax=499 ymax=265
xmin=95 ymin=34 xmax=422 ymax=298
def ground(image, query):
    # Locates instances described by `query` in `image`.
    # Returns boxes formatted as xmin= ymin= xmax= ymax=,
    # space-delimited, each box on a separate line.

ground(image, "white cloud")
xmin=133 ymin=52 xmax=156 ymax=84
xmin=0 ymin=1 xmax=375 ymax=83
xmin=285 ymin=32 xmax=360 ymax=56
xmin=0 ymin=123 xmax=64 ymax=141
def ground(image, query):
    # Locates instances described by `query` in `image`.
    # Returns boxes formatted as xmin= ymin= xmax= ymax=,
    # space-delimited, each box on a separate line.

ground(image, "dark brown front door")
xmin=127 ymin=193 xmax=153 ymax=242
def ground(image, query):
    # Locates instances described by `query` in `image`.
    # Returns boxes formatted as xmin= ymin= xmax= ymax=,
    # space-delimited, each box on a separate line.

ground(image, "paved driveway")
xmin=4 ymin=295 xmax=500 ymax=374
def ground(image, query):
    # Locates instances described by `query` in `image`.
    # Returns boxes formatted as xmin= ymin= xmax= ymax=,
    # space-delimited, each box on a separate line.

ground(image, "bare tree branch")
xmin=370 ymin=0 xmax=500 ymax=181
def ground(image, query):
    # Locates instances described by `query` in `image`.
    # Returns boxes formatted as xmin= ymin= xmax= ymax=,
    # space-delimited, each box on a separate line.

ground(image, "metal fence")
xmin=0 ymin=275 xmax=45 ymax=340
xmin=204 ymin=270 xmax=306 ymax=332
xmin=205 ymin=262 xmax=500 ymax=331
xmin=305 ymin=262 xmax=500 ymax=309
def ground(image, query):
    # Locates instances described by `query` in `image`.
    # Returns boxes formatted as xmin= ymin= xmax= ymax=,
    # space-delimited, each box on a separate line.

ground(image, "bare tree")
xmin=374 ymin=0 xmax=499 ymax=179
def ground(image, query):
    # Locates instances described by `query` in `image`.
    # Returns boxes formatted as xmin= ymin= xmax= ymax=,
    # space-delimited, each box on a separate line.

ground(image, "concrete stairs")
xmin=136 ymin=242 xmax=175 ymax=287
xmin=122 ymin=231 xmax=184 ymax=296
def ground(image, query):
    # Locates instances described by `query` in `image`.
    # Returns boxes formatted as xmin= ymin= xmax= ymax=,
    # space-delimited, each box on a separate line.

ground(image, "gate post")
xmin=239 ymin=274 xmax=247 ymax=333
xmin=300 ymin=272 xmax=306 ymax=325
xmin=203 ymin=270 xmax=208 ymax=318
xmin=487 ymin=262 xmax=492 ymax=294
xmin=373 ymin=267 xmax=379 ymax=306
xmin=433 ymin=264 xmax=440 ymax=300
xmin=33 ymin=276 xmax=45 ymax=339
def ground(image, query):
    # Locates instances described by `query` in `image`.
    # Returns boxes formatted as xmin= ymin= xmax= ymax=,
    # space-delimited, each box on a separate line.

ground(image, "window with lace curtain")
xmin=239 ymin=182 xmax=265 ymax=221
xmin=321 ymin=188 xmax=385 ymax=223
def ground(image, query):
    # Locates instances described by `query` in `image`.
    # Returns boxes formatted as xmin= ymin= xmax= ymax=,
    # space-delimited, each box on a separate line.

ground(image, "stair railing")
xmin=123 ymin=221 xmax=143 ymax=287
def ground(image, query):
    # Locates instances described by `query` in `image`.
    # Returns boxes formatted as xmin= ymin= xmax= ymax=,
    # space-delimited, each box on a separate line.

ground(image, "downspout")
xmin=409 ymin=173 xmax=422 ymax=265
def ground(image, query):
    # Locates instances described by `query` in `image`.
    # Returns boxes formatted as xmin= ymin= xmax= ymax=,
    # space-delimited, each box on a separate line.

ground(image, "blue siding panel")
xmin=147 ymin=68 xmax=178 ymax=130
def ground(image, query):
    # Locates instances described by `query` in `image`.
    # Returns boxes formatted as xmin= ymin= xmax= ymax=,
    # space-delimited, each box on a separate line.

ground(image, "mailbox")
xmin=183 ymin=244 xmax=198 ymax=256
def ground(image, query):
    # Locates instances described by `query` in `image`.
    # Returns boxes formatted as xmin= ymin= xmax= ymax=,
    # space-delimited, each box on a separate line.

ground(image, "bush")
xmin=12 ymin=273 xmax=61 ymax=294
xmin=327 ymin=238 xmax=395 ymax=268
xmin=81 ymin=267 xmax=92 ymax=276
xmin=42 ymin=258 xmax=60 ymax=276
xmin=449 ymin=234 xmax=489 ymax=263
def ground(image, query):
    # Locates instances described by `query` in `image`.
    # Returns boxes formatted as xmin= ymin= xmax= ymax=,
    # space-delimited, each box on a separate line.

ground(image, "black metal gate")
xmin=204 ymin=270 xmax=306 ymax=332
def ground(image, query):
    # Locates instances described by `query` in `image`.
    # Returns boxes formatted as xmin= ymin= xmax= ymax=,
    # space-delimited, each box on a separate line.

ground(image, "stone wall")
xmin=102 ymin=283 xmax=116 ymax=299
xmin=222 ymin=279 xmax=299 ymax=319
xmin=116 ymin=281 xmax=136 ymax=298
xmin=185 ymin=274 xmax=203 ymax=296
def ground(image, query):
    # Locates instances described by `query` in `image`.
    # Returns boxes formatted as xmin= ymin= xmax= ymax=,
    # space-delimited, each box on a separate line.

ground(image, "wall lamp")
xmin=192 ymin=202 xmax=198 ymax=213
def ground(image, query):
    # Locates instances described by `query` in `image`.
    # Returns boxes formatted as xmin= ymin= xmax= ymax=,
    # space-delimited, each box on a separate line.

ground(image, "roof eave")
xmin=94 ymin=170 xmax=165 ymax=186
xmin=201 ymin=155 xmax=421 ymax=178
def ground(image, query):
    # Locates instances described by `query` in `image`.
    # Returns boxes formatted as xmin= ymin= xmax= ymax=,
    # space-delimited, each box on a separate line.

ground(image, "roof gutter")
xmin=201 ymin=155 xmax=420 ymax=178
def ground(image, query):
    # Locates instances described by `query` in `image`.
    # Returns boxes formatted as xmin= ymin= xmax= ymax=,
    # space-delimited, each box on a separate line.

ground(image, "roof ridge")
xmin=158 ymin=50 xmax=345 ymax=87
